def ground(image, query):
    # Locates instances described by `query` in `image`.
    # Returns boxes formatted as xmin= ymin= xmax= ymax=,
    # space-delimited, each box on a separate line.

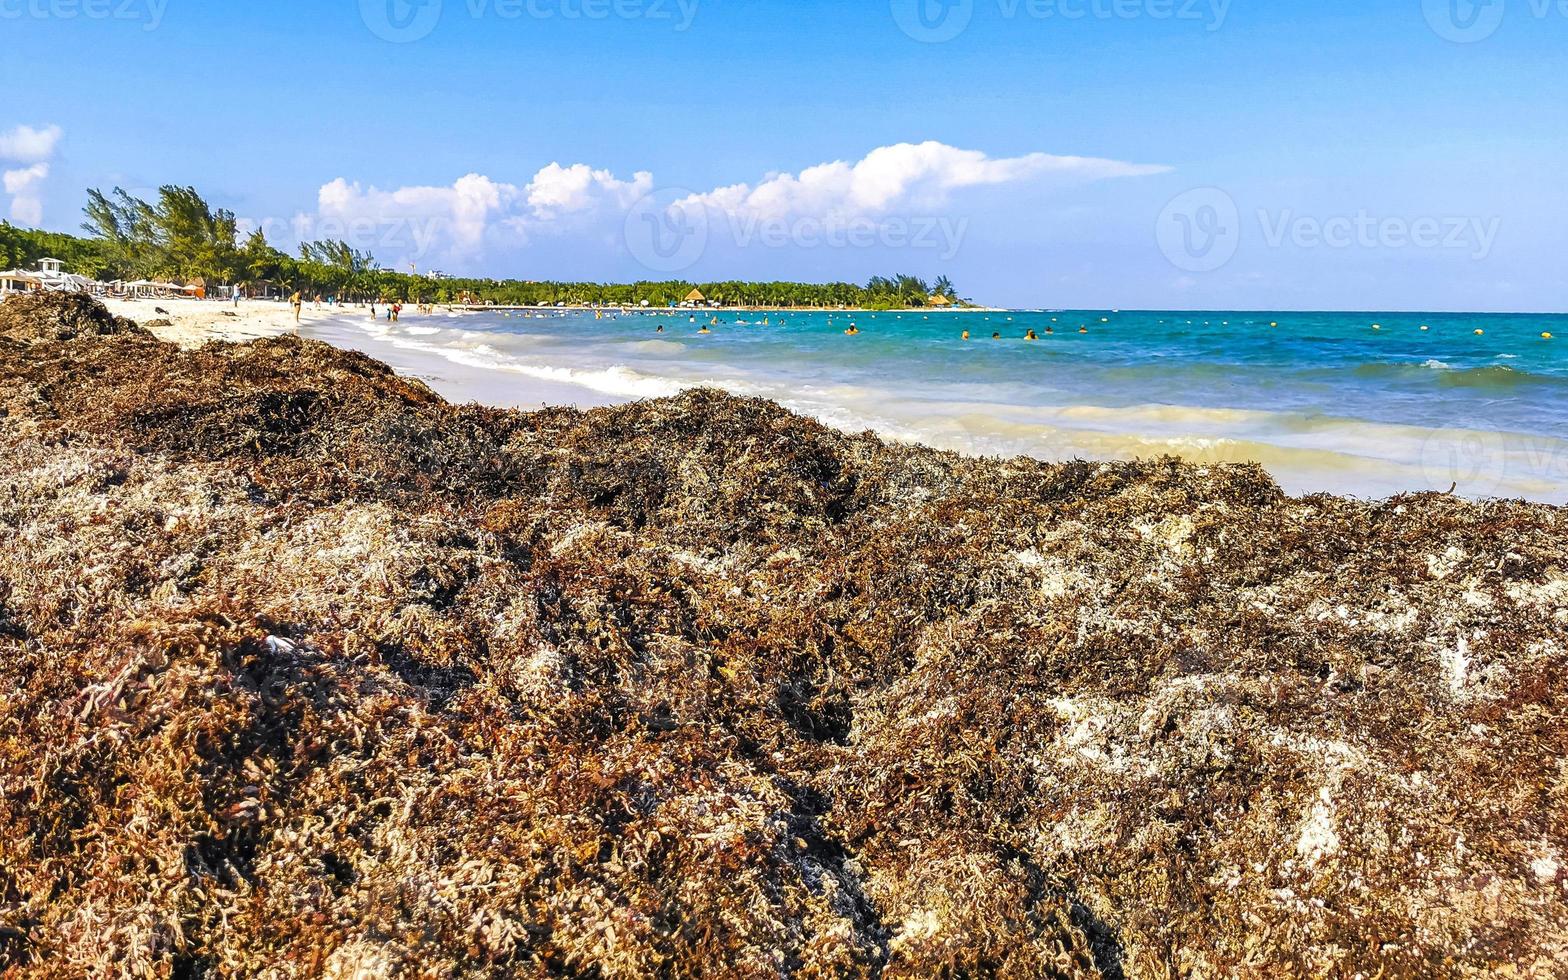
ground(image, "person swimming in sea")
xmin=962 ymin=330 xmax=970 ymax=340
xmin=1025 ymin=329 xmax=1038 ymax=341
xmin=656 ymin=324 xmax=665 ymax=333
xmin=699 ymin=325 xmax=712 ymax=335
xmin=992 ymin=332 xmax=1001 ymax=339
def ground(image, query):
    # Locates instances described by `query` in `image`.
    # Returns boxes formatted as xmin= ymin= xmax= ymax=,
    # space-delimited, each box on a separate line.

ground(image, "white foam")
xmin=623 ymin=339 xmax=687 ymax=354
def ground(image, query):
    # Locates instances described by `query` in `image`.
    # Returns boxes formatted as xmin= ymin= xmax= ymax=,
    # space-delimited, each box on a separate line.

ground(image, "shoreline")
xmin=110 ymin=297 xmax=1568 ymax=505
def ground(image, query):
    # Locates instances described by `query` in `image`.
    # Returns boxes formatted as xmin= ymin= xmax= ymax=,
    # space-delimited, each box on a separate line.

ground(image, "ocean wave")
xmin=622 ymin=339 xmax=687 ymax=354
xmin=1437 ymin=364 xmax=1561 ymax=390
xmin=1351 ymin=361 xmax=1564 ymax=389
xmin=339 ymin=316 xmax=691 ymax=399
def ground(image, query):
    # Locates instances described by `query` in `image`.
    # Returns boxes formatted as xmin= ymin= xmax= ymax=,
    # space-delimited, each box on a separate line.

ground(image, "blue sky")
xmin=3 ymin=0 xmax=1565 ymax=310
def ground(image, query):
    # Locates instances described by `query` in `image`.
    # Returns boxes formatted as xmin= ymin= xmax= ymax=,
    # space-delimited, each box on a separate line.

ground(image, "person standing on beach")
xmin=233 ymin=283 xmax=242 ymax=309
xmin=290 ymin=291 xmax=303 ymax=325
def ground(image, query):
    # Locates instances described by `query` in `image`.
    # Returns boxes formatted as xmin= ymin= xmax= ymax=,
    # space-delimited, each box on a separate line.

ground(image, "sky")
xmin=2 ymin=0 xmax=1565 ymax=311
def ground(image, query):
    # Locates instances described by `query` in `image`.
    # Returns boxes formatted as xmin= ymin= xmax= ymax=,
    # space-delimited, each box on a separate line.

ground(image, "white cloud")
xmin=525 ymin=162 xmax=652 ymax=218
xmin=301 ymin=140 xmax=1169 ymax=268
xmin=314 ymin=173 xmax=521 ymax=259
xmin=683 ymin=141 xmax=1171 ymax=221
xmin=4 ymin=162 xmax=50 ymax=226
xmin=1 ymin=123 xmax=63 ymax=227
xmin=0 ymin=124 xmax=63 ymax=164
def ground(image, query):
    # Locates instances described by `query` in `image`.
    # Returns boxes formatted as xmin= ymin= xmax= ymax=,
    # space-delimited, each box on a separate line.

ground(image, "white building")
xmin=0 ymin=258 xmax=94 ymax=295
xmin=0 ymin=269 xmax=43 ymax=294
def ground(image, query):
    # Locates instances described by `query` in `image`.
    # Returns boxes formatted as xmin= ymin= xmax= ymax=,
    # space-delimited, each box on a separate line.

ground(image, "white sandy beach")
xmin=102 ymin=295 xmax=304 ymax=347
xmin=107 ymin=296 xmax=628 ymax=411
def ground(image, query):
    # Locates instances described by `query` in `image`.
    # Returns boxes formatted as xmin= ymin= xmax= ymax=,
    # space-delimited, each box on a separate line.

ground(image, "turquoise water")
xmin=333 ymin=308 xmax=1568 ymax=503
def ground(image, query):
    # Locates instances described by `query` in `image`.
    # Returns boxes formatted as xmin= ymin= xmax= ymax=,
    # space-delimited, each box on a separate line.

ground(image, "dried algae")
xmin=0 ymin=295 xmax=1564 ymax=977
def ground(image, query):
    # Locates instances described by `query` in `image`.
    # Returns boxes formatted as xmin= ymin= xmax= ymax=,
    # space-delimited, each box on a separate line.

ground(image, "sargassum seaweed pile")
xmin=0 ymin=293 xmax=1565 ymax=978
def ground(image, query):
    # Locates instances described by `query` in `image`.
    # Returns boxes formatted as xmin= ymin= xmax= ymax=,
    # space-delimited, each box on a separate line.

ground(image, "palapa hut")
xmin=683 ymin=288 xmax=706 ymax=306
xmin=928 ymin=293 xmax=954 ymax=308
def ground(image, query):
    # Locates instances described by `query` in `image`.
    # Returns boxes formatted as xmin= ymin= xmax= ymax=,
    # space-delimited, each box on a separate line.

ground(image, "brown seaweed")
xmin=0 ymin=296 xmax=1564 ymax=977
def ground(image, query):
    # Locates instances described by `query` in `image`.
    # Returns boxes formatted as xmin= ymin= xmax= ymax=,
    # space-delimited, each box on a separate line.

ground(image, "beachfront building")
xmin=0 ymin=269 xmax=43 ymax=294
xmin=0 ymin=258 xmax=94 ymax=295
xmin=928 ymin=293 xmax=954 ymax=308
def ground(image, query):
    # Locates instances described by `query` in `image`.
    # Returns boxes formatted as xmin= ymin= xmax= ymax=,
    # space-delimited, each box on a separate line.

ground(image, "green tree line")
xmin=1 ymin=186 xmax=967 ymax=309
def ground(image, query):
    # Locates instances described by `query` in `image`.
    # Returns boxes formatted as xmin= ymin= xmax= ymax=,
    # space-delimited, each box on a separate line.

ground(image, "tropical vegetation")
xmin=0 ymin=186 xmax=969 ymax=309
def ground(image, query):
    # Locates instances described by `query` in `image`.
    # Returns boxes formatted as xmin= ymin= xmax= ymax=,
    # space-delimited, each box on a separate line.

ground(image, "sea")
xmin=312 ymin=308 xmax=1568 ymax=504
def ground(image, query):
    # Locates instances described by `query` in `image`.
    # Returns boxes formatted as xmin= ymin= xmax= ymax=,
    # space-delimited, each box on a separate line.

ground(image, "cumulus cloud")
xmin=526 ymin=163 xmax=653 ymax=218
xmin=1 ymin=124 xmax=63 ymax=227
xmin=300 ymin=140 xmax=1168 ymax=268
xmin=315 ymin=173 xmax=521 ymax=258
xmin=0 ymin=124 xmax=63 ymax=164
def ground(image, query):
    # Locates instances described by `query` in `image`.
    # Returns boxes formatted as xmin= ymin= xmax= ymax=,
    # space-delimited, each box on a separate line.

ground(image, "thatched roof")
xmin=928 ymin=293 xmax=954 ymax=307
xmin=684 ymin=288 xmax=706 ymax=303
